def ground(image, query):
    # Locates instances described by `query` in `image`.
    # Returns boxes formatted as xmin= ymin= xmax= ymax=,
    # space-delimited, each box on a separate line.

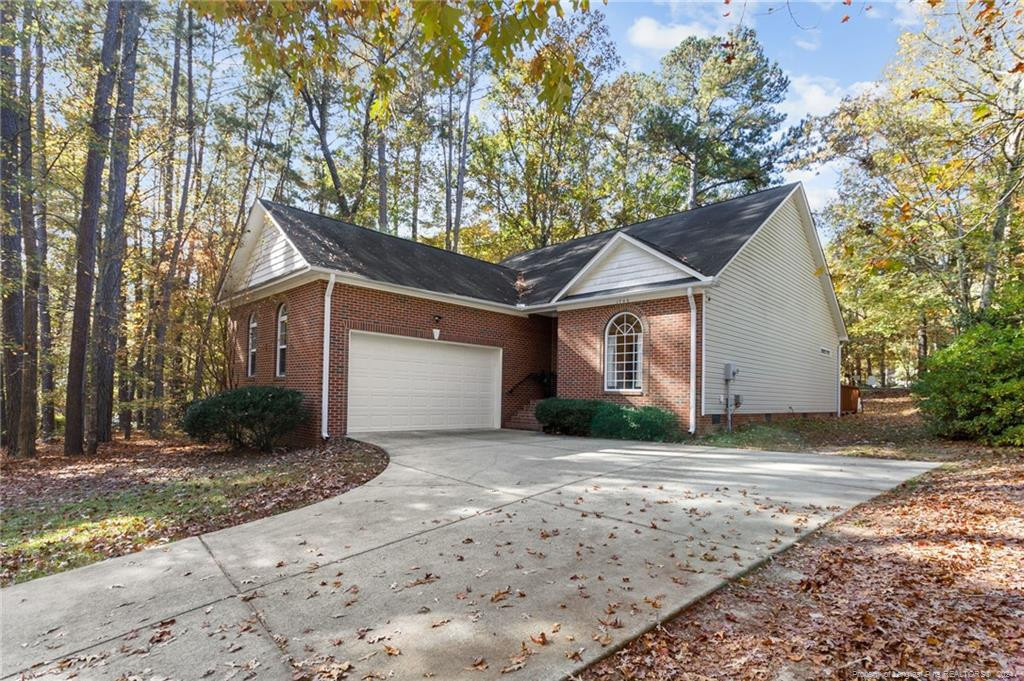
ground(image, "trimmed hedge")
xmin=183 ymin=386 xmax=306 ymax=451
xmin=534 ymin=398 xmax=681 ymax=442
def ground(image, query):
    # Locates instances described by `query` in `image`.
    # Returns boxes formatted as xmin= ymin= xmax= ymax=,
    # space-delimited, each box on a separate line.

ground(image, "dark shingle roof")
xmin=503 ymin=183 xmax=798 ymax=304
xmin=259 ymin=184 xmax=798 ymax=307
xmin=261 ymin=200 xmax=522 ymax=305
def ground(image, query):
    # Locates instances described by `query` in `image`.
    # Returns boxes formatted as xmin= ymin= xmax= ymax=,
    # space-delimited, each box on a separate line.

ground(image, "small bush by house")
xmin=591 ymin=403 xmax=681 ymax=441
xmin=183 ymin=386 xmax=306 ymax=451
xmin=913 ymin=281 xmax=1024 ymax=446
xmin=534 ymin=398 xmax=681 ymax=442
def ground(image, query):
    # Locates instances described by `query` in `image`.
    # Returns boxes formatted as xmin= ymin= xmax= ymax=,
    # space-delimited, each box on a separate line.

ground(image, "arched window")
xmin=276 ymin=304 xmax=288 ymax=377
xmin=247 ymin=314 xmax=257 ymax=377
xmin=605 ymin=312 xmax=643 ymax=392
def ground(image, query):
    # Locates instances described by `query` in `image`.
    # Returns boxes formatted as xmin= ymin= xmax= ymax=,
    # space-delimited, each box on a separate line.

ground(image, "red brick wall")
xmin=230 ymin=281 xmax=325 ymax=444
xmin=231 ymin=280 xmax=553 ymax=444
xmin=555 ymin=295 xmax=703 ymax=433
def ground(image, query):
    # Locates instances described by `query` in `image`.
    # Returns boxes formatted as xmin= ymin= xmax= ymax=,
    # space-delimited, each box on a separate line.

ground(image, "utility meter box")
xmin=724 ymin=363 xmax=739 ymax=381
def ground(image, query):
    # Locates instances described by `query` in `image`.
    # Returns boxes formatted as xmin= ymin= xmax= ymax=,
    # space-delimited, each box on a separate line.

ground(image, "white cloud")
xmin=626 ymin=5 xmax=752 ymax=54
xmin=779 ymin=74 xmax=876 ymax=123
xmin=626 ymin=16 xmax=711 ymax=51
xmin=794 ymin=31 xmax=821 ymax=51
xmin=891 ymin=0 xmax=929 ymax=27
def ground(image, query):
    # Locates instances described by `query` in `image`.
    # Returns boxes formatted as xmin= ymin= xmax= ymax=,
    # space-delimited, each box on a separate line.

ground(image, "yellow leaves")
xmin=899 ymin=201 xmax=913 ymax=222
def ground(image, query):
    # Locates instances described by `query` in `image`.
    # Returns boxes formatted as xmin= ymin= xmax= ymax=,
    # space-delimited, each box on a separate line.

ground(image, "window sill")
xmin=605 ymin=389 xmax=644 ymax=396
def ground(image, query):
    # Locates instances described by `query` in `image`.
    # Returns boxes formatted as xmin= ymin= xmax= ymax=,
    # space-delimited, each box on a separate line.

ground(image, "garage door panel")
xmin=347 ymin=332 xmax=501 ymax=432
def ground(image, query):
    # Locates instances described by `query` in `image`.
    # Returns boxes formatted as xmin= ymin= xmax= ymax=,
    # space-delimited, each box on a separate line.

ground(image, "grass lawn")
xmin=0 ymin=437 xmax=388 ymax=586
xmin=582 ymin=391 xmax=1024 ymax=679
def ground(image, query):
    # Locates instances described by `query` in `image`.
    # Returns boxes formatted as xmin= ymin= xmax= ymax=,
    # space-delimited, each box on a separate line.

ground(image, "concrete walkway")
xmin=1 ymin=431 xmax=937 ymax=680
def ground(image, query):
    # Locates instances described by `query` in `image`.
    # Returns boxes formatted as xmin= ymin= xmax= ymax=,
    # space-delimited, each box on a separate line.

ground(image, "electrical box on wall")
xmin=724 ymin=363 xmax=739 ymax=381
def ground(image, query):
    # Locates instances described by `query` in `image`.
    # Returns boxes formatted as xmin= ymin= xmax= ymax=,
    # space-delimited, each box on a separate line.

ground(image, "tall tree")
xmin=1 ymin=0 xmax=24 ymax=451
xmin=34 ymin=5 xmax=53 ymax=440
xmin=17 ymin=0 xmax=39 ymax=457
xmin=91 ymin=0 xmax=142 ymax=449
xmin=150 ymin=6 xmax=195 ymax=434
xmin=64 ymin=0 xmax=123 ymax=455
xmin=471 ymin=13 xmax=619 ymax=253
xmin=641 ymin=27 xmax=788 ymax=209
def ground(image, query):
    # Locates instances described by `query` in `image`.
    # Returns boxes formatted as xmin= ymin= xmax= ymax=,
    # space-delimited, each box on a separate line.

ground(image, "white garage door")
xmin=347 ymin=331 xmax=502 ymax=432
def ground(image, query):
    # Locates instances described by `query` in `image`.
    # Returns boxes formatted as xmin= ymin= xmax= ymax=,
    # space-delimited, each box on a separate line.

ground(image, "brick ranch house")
xmin=218 ymin=183 xmax=848 ymax=444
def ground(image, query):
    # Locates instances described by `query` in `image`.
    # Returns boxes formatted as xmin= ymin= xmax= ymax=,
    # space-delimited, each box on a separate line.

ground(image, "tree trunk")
xmin=452 ymin=42 xmax=477 ymax=253
xmin=375 ymin=47 xmax=388 ymax=232
xmin=411 ymin=139 xmax=422 ymax=241
xmin=979 ymin=135 xmax=1021 ymax=310
xmin=298 ymin=83 xmax=348 ymax=217
xmin=150 ymin=7 xmax=194 ymax=434
xmin=90 ymin=0 xmax=140 ymax=450
xmin=686 ymin=156 xmax=699 ymax=210
xmin=64 ymin=0 xmax=122 ymax=455
xmin=34 ymin=13 xmax=53 ymax=441
xmin=443 ymin=87 xmax=454 ymax=250
xmin=0 ymin=0 xmax=24 ymax=451
xmin=17 ymin=0 xmax=38 ymax=457
xmin=916 ymin=311 xmax=928 ymax=377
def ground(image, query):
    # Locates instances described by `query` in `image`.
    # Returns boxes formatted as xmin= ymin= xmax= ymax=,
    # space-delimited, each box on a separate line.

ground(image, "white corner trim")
xmin=321 ymin=273 xmax=336 ymax=439
xmin=687 ymin=287 xmax=697 ymax=434
xmin=549 ymin=232 xmax=711 ymax=304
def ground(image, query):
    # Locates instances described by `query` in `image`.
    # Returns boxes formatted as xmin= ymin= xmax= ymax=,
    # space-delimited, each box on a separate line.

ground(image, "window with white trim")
xmin=276 ymin=304 xmax=288 ymax=377
xmin=247 ymin=314 xmax=257 ymax=377
xmin=605 ymin=312 xmax=643 ymax=392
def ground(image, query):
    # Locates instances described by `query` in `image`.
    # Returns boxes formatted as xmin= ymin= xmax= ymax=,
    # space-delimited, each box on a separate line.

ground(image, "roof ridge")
xmin=259 ymin=198 xmax=521 ymax=276
xmin=502 ymin=183 xmax=797 ymax=264
xmin=623 ymin=182 xmax=798 ymax=230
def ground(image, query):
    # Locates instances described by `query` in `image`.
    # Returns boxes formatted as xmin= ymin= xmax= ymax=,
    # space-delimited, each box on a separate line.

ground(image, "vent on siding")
xmin=820 ymin=347 xmax=832 ymax=356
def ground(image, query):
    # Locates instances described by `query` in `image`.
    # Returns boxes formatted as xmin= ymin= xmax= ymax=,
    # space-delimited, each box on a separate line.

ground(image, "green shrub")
xmin=913 ymin=281 xmax=1024 ymax=446
xmin=534 ymin=398 xmax=681 ymax=442
xmin=534 ymin=398 xmax=605 ymax=436
xmin=591 ymin=403 xmax=680 ymax=442
xmin=183 ymin=386 xmax=306 ymax=451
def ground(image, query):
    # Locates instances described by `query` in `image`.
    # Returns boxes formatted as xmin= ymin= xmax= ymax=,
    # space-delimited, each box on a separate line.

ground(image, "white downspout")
xmin=687 ymin=287 xmax=697 ymax=434
xmin=321 ymin=274 xmax=336 ymax=439
xmin=836 ymin=341 xmax=843 ymax=417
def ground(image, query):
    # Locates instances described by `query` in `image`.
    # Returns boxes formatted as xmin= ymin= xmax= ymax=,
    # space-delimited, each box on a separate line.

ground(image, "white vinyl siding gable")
xmin=704 ymin=197 xmax=840 ymax=415
xmin=242 ymin=218 xmax=304 ymax=289
xmin=566 ymin=239 xmax=686 ymax=297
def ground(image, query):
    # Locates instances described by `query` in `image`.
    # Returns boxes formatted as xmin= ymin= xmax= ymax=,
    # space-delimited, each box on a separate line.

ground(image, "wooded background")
xmin=1 ymin=0 xmax=1020 ymax=457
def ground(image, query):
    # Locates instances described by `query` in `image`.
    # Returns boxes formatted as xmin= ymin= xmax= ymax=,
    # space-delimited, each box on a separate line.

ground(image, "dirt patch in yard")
xmin=0 ymin=437 xmax=388 ymax=586
xmin=582 ymin=392 xmax=1024 ymax=679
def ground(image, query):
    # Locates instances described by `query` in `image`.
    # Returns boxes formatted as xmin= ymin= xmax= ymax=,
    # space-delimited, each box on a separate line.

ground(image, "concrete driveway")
xmin=1 ymin=430 xmax=936 ymax=680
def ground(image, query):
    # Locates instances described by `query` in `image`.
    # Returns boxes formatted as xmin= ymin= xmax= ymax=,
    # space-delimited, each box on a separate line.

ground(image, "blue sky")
xmin=595 ymin=0 xmax=929 ymax=211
